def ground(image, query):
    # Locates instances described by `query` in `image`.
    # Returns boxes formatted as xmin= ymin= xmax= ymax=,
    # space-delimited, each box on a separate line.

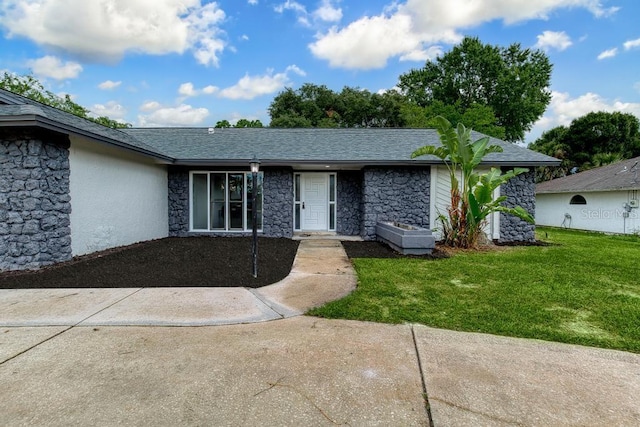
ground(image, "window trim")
xmin=189 ymin=171 xmax=263 ymax=232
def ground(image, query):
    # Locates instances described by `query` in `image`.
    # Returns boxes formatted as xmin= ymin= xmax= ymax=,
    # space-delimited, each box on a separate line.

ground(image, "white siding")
xmin=536 ymin=191 xmax=640 ymax=234
xmin=69 ymin=136 xmax=169 ymax=256
xmin=430 ymin=166 xmax=500 ymax=240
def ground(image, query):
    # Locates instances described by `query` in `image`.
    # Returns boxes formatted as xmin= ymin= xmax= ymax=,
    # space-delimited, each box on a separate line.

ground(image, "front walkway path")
xmin=0 ymin=239 xmax=356 ymax=327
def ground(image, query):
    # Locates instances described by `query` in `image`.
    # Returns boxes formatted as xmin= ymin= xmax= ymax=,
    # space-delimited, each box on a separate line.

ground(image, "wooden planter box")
xmin=376 ymin=221 xmax=436 ymax=255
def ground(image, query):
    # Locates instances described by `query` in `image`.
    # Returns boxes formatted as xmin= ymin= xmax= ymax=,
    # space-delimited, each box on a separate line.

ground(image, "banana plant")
xmin=412 ymin=116 xmax=534 ymax=248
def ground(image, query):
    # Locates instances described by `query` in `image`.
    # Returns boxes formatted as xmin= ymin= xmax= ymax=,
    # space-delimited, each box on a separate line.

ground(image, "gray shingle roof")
xmin=536 ymin=156 xmax=640 ymax=193
xmin=1 ymin=87 xmax=559 ymax=167
xmin=123 ymin=127 xmax=559 ymax=166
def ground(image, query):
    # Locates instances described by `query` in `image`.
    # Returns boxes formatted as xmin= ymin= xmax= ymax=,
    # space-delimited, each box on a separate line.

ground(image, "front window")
xmin=190 ymin=171 xmax=263 ymax=232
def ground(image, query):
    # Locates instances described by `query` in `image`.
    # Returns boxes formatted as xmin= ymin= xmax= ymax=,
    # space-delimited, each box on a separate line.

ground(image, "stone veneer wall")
xmin=0 ymin=129 xmax=72 ymax=271
xmin=167 ymin=166 xmax=189 ymax=236
xmin=499 ymin=169 xmax=536 ymax=242
xmin=361 ymin=167 xmax=430 ymax=240
xmin=166 ymin=167 xmax=293 ymax=238
xmin=262 ymin=168 xmax=293 ymax=238
xmin=336 ymin=170 xmax=362 ymax=236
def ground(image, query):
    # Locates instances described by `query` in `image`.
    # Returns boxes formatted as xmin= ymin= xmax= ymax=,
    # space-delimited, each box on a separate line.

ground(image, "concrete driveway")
xmin=1 ymin=240 xmax=639 ymax=426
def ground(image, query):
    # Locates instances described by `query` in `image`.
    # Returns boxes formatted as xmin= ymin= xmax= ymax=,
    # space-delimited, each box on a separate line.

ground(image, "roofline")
xmin=0 ymin=114 xmax=175 ymax=163
xmin=536 ymin=186 xmax=640 ymax=194
xmin=172 ymin=159 xmax=559 ymax=167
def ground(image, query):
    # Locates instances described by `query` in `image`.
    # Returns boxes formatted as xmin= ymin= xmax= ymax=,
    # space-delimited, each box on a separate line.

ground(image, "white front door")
xmin=301 ymin=173 xmax=329 ymax=230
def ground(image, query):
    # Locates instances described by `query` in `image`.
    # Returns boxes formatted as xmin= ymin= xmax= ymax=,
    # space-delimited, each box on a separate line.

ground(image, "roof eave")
xmin=0 ymin=115 xmax=174 ymax=163
xmin=537 ymin=186 xmax=640 ymax=194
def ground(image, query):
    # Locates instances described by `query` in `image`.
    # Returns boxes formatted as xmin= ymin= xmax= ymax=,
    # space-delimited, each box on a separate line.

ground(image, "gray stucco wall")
xmin=0 ymin=129 xmax=72 ymax=271
xmin=336 ymin=170 xmax=362 ymax=236
xmin=167 ymin=167 xmax=293 ymax=238
xmin=499 ymin=169 xmax=536 ymax=242
xmin=361 ymin=167 xmax=430 ymax=240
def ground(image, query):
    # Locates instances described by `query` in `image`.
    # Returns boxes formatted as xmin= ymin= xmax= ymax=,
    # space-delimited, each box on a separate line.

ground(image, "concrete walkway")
xmin=0 ymin=240 xmax=357 ymax=327
xmin=1 ymin=240 xmax=639 ymax=426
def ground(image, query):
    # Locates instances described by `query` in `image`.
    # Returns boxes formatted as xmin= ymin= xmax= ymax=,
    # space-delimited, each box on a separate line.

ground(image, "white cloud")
xmin=309 ymin=0 xmax=620 ymax=70
xmin=241 ymin=34 xmax=249 ymax=41
xmin=178 ymin=82 xmax=219 ymax=98
xmin=218 ymin=65 xmax=305 ymax=100
xmin=313 ymin=0 xmax=342 ymax=22
xmin=138 ymin=103 xmax=210 ymax=127
xmin=527 ymin=91 xmax=640 ymax=141
xmin=178 ymin=82 xmax=197 ymax=97
xmin=26 ymin=55 xmax=82 ymax=80
xmin=98 ymin=80 xmax=122 ymax=90
xmin=275 ymin=0 xmax=341 ymax=26
xmin=623 ymin=38 xmax=640 ymax=50
xmin=534 ymin=31 xmax=572 ymax=51
xmin=274 ymin=0 xmax=306 ymax=14
xmin=248 ymin=0 xmax=258 ymax=4
xmin=597 ymin=48 xmax=618 ymax=60
xmin=202 ymin=85 xmax=218 ymax=94
xmin=0 ymin=0 xmax=227 ymax=66
xmin=140 ymin=101 xmax=162 ymax=112
xmin=90 ymin=101 xmax=127 ymax=119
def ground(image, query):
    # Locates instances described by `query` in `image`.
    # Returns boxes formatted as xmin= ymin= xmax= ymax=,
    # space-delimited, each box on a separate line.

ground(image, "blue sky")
xmin=1 ymin=0 xmax=639 ymax=143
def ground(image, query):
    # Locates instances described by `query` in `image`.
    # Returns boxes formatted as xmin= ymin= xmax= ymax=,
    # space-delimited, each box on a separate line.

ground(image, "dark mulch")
xmin=0 ymin=237 xmax=299 ymax=289
xmin=341 ymin=241 xmax=449 ymax=259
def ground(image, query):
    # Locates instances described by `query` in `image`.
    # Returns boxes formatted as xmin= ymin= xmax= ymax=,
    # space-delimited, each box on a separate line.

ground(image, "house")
xmin=0 ymin=88 xmax=559 ymax=271
xmin=536 ymin=157 xmax=640 ymax=234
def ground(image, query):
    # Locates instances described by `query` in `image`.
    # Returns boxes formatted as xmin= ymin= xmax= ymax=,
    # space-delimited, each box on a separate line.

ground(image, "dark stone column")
xmin=262 ymin=168 xmax=293 ymax=238
xmin=336 ymin=170 xmax=363 ymax=236
xmin=499 ymin=169 xmax=536 ymax=242
xmin=167 ymin=167 xmax=190 ymax=237
xmin=0 ymin=129 xmax=71 ymax=271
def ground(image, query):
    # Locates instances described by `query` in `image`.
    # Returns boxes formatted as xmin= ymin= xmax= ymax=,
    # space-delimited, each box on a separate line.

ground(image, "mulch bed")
xmin=341 ymin=241 xmax=449 ymax=259
xmin=0 ymin=237 xmax=299 ymax=289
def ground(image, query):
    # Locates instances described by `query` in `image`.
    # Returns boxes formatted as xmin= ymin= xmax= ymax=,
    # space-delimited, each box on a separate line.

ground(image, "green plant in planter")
xmin=411 ymin=116 xmax=534 ymax=248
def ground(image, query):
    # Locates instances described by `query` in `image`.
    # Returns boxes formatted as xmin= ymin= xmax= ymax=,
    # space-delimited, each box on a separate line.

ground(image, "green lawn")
xmin=309 ymin=228 xmax=640 ymax=353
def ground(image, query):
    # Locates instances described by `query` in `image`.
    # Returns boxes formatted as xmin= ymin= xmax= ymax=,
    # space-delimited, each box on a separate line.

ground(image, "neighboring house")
xmin=0 ymin=88 xmax=558 ymax=271
xmin=536 ymin=156 xmax=640 ymax=234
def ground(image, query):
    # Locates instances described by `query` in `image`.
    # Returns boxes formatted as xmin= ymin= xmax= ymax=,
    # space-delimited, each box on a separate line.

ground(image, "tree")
xmin=411 ymin=116 xmax=533 ymax=248
xmin=401 ymin=100 xmax=506 ymax=139
xmin=268 ymin=84 xmax=406 ymax=128
xmin=234 ymin=119 xmax=263 ymax=128
xmin=398 ymin=36 xmax=552 ymax=142
xmin=214 ymin=120 xmax=231 ymax=128
xmin=0 ymin=72 xmax=130 ymax=129
xmin=529 ymin=111 xmax=640 ymax=181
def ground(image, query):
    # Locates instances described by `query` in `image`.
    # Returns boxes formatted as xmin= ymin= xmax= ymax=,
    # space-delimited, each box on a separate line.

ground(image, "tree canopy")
xmin=0 ymin=72 xmax=130 ymax=129
xmin=397 ymin=36 xmax=552 ymax=142
xmin=528 ymin=111 xmax=640 ymax=181
xmin=268 ymin=82 xmax=506 ymax=138
xmin=268 ymin=83 xmax=405 ymax=128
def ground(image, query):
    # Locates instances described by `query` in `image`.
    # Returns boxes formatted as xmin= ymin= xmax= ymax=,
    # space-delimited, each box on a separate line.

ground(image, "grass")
xmin=309 ymin=227 xmax=640 ymax=353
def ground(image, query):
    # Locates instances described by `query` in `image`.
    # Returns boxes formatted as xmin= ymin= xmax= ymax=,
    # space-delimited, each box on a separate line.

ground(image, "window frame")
xmin=189 ymin=171 xmax=263 ymax=232
xmin=569 ymin=194 xmax=587 ymax=205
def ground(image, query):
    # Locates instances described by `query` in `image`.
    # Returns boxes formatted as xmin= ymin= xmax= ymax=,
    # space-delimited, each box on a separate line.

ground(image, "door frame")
xmin=293 ymin=172 xmax=337 ymax=232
